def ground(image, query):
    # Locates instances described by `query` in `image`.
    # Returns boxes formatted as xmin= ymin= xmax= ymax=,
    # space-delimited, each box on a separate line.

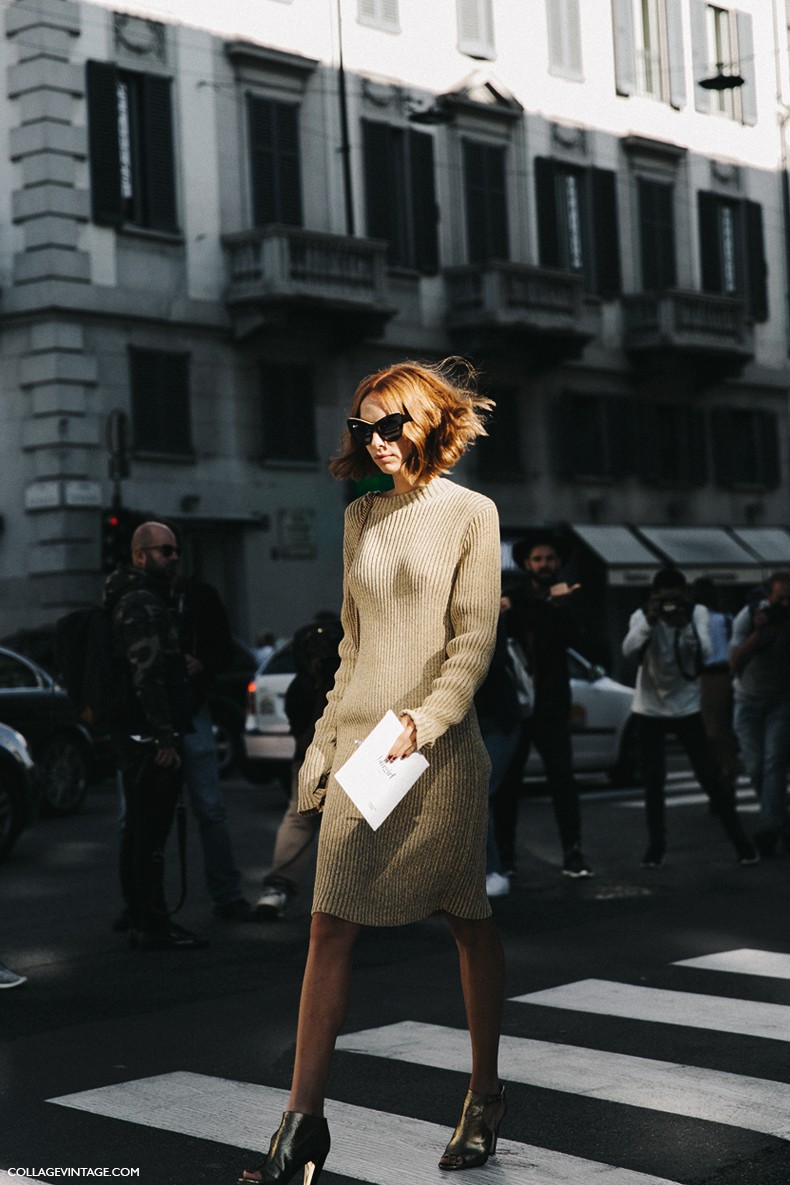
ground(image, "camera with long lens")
xmin=758 ymin=599 xmax=790 ymax=626
xmin=657 ymin=593 xmax=692 ymax=621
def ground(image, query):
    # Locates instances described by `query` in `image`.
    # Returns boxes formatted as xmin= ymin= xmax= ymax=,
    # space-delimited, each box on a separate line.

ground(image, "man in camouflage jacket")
xmin=105 ymin=520 xmax=205 ymax=950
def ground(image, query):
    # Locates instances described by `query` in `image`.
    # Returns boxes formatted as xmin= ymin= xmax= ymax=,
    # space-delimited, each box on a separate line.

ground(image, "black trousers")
xmin=492 ymin=709 xmax=581 ymax=863
xmin=117 ymin=739 xmax=183 ymax=932
xmin=635 ymin=712 xmax=748 ymax=853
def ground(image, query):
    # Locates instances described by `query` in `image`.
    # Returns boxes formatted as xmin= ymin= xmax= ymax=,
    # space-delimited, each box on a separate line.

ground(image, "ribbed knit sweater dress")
xmin=298 ymin=477 xmax=500 ymax=926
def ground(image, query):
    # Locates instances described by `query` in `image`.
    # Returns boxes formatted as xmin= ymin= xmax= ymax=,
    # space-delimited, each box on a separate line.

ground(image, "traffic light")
xmin=100 ymin=508 xmax=138 ymax=572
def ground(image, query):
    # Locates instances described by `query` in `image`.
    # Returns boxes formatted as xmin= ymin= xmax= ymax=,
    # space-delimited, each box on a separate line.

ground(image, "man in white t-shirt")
xmin=623 ymin=567 xmax=756 ymax=868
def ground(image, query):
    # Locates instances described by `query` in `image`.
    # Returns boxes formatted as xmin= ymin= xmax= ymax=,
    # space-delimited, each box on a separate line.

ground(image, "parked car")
xmin=245 ymin=643 xmax=636 ymax=787
xmin=243 ymin=641 xmax=299 ymax=788
xmin=0 ymin=646 xmax=94 ymax=816
xmin=0 ymin=722 xmax=36 ymax=861
xmin=1 ymin=626 xmax=258 ymax=779
xmin=207 ymin=636 xmax=260 ymax=777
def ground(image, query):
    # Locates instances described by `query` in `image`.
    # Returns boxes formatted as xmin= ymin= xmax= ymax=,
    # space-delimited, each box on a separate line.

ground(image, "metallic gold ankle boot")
xmin=439 ymin=1084 xmax=506 ymax=1170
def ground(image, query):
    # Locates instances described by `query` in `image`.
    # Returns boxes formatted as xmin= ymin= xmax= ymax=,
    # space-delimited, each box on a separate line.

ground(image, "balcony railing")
xmin=623 ymin=290 xmax=754 ymax=374
xmin=444 ymin=262 xmax=593 ymax=360
xmin=222 ymin=225 xmax=394 ymax=339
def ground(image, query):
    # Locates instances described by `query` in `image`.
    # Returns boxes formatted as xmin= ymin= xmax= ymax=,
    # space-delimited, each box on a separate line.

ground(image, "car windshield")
xmin=261 ymin=643 xmax=296 ymax=676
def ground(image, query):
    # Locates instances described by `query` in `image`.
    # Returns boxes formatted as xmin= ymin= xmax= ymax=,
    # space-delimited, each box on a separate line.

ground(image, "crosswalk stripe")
xmin=336 ymin=1020 xmax=790 ymax=1138
xmin=1 ymin=1175 xmax=44 ymax=1184
xmin=617 ymin=789 xmax=757 ymax=809
xmin=510 ymin=979 xmax=790 ymax=1042
xmin=48 ymin=1071 xmax=681 ymax=1185
xmin=674 ymin=949 xmax=790 ymax=980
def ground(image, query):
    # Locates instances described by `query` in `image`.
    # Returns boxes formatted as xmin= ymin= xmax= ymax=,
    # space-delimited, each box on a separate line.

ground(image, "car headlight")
xmin=0 ymin=723 xmax=34 ymax=769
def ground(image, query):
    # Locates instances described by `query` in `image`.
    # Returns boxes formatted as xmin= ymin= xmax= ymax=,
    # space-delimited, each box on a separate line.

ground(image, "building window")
xmin=248 ymin=96 xmax=303 ymax=228
xmin=129 ymin=348 xmax=192 ymax=457
xmin=457 ymin=0 xmax=496 ymax=60
xmin=475 ymin=388 xmax=523 ymax=480
xmin=554 ymin=394 xmax=634 ymax=480
xmin=358 ymin=0 xmax=399 ymax=31
xmin=641 ymin=403 xmax=708 ymax=486
xmin=260 ymin=364 xmax=316 ymax=463
xmin=612 ymin=0 xmax=686 ymax=109
xmin=546 ymin=0 xmax=583 ymax=80
xmin=698 ymin=192 xmax=767 ymax=321
xmin=712 ymin=408 xmax=781 ymax=489
xmin=638 ymin=177 xmax=676 ymax=290
xmin=691 ymin=3 xmax=757 ymax=124
xmin=86 ymin=61 xmax=178 ymax=232
xmin=534 ymin=158 xmax=622 ymax=298
xmin=463 ymin=140 xmax=509 ymax=263
xmin=362 ymin=121 xmax=438 ymax=272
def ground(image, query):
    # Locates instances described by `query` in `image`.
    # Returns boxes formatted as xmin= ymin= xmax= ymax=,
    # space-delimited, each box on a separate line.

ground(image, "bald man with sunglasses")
xmin=105 ymin=520 xmax=207 ymax=950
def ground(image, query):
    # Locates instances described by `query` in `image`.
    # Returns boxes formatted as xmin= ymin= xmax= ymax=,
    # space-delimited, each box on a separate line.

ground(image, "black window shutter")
xmin=698 ymin=191 xmax=722 ymax=293
xmin=534 ymin=157 xmax=560 ymax=268
xmin=275 ymin=102 xmax=303 ymax=226
xmin=606 ymin=396 xmax=635 ymax=477
xmin=249 ymin=97 xmax=303 ymax=228
xmin=589 ymin=167 xmax=621 ymax=298
xmin=130 ymin=348 xmax=192 ymax=456
xmin=409 ymin=128 xmax=439 ymax=273
xmin=711 ymin=406 xmax=736 ymax=486
xmin=463 ymin=140 xmax=508 ymax=263
xmin=141 ymin=73 xmax=178 ymax=233
xmin=638 ymin=178 xmax=676 ymax=291
xmin=363 ymin=120 xmax=403 ymax=265
xmin=688 ymin=407 xmax=708 ymax=486
xmin=86 ymin=60 xmax=123 ymax=227
xmin=759 ymin=411 xmax=781 ymax=488
xmin=743 ymin=200 xmax=768 ymax=322
xmin=261 ymin=364 xmax=316 ymax=461
xmin=553 ymin=393 xmax=578 ymax=478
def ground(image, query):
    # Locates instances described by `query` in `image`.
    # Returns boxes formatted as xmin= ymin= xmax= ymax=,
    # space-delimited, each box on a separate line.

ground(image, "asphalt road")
xmin=1 ymin=767 xmax=789 ymax=1185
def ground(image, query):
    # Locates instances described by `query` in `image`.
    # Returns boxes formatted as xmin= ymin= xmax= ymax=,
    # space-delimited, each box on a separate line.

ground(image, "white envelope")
xmin=335 ymin=710 xmax=429 ymax=831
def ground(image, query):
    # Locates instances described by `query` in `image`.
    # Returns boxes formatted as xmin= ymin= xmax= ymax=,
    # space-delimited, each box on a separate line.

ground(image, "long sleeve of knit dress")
xmin=298 ymin=477 xmax=500 ymax=926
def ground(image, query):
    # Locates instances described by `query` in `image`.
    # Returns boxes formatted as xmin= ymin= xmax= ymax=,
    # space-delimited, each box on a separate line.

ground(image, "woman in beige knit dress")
xmin=239 ymin=360 xmax=506 ymax=1185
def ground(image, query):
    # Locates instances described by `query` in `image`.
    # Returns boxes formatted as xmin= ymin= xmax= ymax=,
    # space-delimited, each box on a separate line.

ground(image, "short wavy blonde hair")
xmin=329 ymin=357 xmax=494 ymax=483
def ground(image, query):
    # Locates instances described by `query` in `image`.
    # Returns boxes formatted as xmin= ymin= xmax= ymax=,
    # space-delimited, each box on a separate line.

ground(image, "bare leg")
xmin=440 ymin=914 xmax=505 ymax=1170
xmin=445 ymin=913 xmax=504 ymax=1092
xmin=288 ymin=911 xmax=361 ymax=1116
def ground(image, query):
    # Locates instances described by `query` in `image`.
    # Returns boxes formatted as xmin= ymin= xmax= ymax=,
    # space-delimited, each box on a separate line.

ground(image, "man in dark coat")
xmin=105 ymin=520 xmax=207 ymax=949
xmin=494 ymin=530 xmax=592 ymax=878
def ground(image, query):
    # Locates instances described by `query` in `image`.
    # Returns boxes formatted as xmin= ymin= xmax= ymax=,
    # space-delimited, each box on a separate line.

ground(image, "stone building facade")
xmin=2 ymin=0 xmax=790 ymax=657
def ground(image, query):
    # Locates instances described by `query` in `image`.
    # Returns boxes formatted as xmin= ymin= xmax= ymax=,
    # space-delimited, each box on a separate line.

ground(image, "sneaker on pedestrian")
xmin=562 ymin=846 xmax=593 ymax=878
xmin=213 ymin=897 xmax=255 ymax=921
xmin=755 ymin=829 xmax=778 ymax=858
xmin=485 ymin=871 xmax=510 ymax=898
xmin=129 ymin=922 xmax=209 ymax=951
xmin=0 ymin=963 xmax=27 ymax=989
xmin=642 ymin=842 xmax=665 ymax=868
xmin=256 ymin=887 xmax=289 ymax=920
xmin=736 ymin=842 xmax=759 ymax=866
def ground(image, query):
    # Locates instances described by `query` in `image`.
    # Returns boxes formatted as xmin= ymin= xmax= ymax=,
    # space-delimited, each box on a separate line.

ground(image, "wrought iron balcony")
xmin=444 ymin=262 xmax=594 ymax=362
xmin=222 ymin=225 xmax=395 ymax=341
xmin=622 ymin=290 xmax=754 ymax=379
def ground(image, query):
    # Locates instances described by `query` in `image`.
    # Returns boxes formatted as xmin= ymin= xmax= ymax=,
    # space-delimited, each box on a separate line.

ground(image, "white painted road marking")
xmin=674 ymin=949 xmax=790 ymax=981
xmin=511 ymin=979 xmax=790 ymax=1042
xmin=49 ymin=1072 xmax=681 ymax=1185
xmin=337 ymin=1020 xmax=790 ymax=1138
xmin=617 ymin=788 xmax=757 ymax=810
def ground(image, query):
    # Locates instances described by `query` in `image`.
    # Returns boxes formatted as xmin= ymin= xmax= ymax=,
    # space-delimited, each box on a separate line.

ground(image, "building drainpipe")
xmin=336 ymin=0 xmax=355 ymax=237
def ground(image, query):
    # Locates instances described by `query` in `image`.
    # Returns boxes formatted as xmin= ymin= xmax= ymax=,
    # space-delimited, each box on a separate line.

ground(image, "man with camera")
xmin=623 ymin=567 xmax=756 ymax=867
xmin=729 ymin=570 xmax=790 ymax=857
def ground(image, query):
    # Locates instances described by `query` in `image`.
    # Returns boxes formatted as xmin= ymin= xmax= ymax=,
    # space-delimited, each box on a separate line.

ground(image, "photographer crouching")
xmin=729 ymin=570 xmax=790 ymax=857
xmin=623 ymin=567 xmax=757 ymax=868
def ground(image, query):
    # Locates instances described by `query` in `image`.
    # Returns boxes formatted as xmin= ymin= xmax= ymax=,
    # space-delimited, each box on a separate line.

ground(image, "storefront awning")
xmin=729 ymin=527 xmax=790 ymax=567
xmin=635 ymin=526 xmax=762 ymax=585
xmin=570 ymin=525 xmax=660 ymax=586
